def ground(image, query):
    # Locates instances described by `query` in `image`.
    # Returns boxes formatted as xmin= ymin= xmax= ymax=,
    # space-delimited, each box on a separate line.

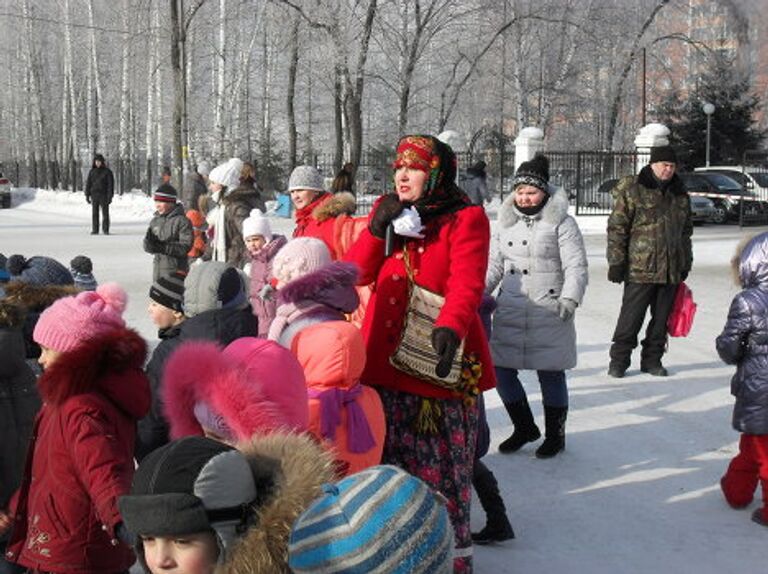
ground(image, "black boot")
xmin=535 ymin=406 xmax=568 ymax=459
xmin=471 ymin=460 xmax=515 ymax=544
xmin=498 ymin=399 xmax=541 ymax=453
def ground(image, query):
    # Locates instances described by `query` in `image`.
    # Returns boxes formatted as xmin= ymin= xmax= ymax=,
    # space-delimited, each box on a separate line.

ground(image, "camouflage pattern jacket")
xmin=606 ymin=165 xmax=693 ymax=284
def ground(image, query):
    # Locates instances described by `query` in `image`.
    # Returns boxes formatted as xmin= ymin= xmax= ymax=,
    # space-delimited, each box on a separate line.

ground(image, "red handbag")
xmin=667 ymin=282 xmax=697 ymax=337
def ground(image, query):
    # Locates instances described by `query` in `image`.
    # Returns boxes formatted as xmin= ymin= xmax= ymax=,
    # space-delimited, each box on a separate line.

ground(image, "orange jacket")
xmin=291 ymin=321 xmax=385 ymax=475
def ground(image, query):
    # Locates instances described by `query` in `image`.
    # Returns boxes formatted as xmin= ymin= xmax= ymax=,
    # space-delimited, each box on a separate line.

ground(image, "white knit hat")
xmin=271 ymin=237 xmax=331 ymax=287
xmin=288 ymin=166 xmax=325 ymax=193
xmin=209 ymin=158 xmax=243 ymax=190
xmin=241 ymin=209 xmax=272 ymax=242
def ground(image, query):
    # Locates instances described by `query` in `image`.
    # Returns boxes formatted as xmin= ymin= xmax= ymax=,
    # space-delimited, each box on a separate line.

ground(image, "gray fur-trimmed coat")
xmin=486 ymin=187 xmax=588 ymax=370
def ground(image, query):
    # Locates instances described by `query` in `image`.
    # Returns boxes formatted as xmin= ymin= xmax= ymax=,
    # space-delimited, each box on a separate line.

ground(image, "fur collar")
xmin=0 ymin=300 xmax=26 ymax=329
xmin=2 ymin=282 xmax=79 ymax=312
xmin=637 ymin=164 xmax=685 ymax=195
xmin=223 ymin=185 xmax=263 ymax=206
xmin=220 ymin=433 xmax=337 ymax=574
xmin=499 ymin=186 xmax=569 ymax=229
xmin=37 ymin=327 xmax=149 ymax=418
xmin=312 ymin=192 xmax=356 ymax=222
xmin=277 ymin=262 xmax=359 ymax=313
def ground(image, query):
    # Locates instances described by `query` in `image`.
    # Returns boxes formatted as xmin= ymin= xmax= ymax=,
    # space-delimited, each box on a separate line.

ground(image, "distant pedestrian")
xmin=462 ymin=160 xmax=491 ymax=205
xmin=143 ymin=185 xmax=193 ymax=281
xmin=84 ymin=153 xmax=114 ymax=235
xmin=182 ymin=161 xmax=210 ymax=211
xmin=606 ymin=146 xmax=692 ymax=378
xmin=717 ymin=232 xmax=768 ymax=528
xmin=331 ymin=162 xmax=355 ymax=195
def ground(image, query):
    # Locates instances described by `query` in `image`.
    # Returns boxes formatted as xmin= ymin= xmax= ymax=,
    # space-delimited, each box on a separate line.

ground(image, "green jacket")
xmin=606 ymin=165 xmax=693 ymax=284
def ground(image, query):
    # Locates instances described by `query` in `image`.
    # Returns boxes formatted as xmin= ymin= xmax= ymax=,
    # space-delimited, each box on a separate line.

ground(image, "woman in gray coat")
xmin=486 ymin=155 xmax=588 ymax=458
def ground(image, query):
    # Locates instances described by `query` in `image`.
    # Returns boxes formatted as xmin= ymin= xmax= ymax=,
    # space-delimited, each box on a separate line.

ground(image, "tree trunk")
xmin=171 ymin=0 xmax=184 ymax=186
xmin=118 ymin=0 xmax=132 ymax=172
xmin=145 ymin=2 xmax=158 ymax=194
xmin=87 ymin=0 xmax=103 ymax=156
xmin=214 ymin=0 xmax=226 ymax=158
xmin=333 ymin=65 xmax=343 ymax=171
xmin=286 ymin=16 xmax=300 ymax=170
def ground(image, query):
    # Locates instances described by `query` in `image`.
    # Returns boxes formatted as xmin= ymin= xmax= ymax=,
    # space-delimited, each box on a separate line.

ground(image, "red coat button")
xmin=389 ymin=297 xmax=397 ymax=305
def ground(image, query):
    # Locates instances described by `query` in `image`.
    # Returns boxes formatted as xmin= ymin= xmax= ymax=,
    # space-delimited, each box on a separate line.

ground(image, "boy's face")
xmin=148 ymin=300 xmax=184 ymax=330
xmin=155 ymin=201 xmax=175 ymax=214
xmin=244 ymin=235 xmax=267 ymax=256
xmin=142 ymin=532 xmax=218 ymax=574
xmin=38 ymin=346 xmax=62 ymax=370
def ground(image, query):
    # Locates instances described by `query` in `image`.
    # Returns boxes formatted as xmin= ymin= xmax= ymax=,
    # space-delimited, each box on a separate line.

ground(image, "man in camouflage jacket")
xmin=606 ymin=146 xmax=693 ymax=377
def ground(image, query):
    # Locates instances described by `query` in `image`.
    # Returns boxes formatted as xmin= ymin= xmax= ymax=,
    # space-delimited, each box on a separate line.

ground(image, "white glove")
xmin=558 ymin=297 xmax=577 ymax=321
xmin=392 ymin=207 xmax=425 ymax=238
xmin=258 ymin=284 xmax=274 ymax=301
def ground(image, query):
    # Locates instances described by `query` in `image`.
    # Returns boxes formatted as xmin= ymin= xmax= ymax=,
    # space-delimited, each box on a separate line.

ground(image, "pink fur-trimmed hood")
xmin=277 ymin=261 xmax=359 ymax=313
xmin=162 ymin=338 xmax=309 ymax=441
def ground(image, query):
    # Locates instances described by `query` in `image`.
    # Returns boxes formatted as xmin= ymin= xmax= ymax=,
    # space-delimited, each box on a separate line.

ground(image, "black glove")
xmin=85 ymin=196 xmax=91 ymax=204
xmin=680 ymin=270 xmax=689 ymax=282
xmin=431 ymin=327 xmax=460 ymax=378
xmin=144 ymin=230 xmax=162 ymax=254
xmin=607 ymin=264 xmax=625 ymax=284
xmin=369 ymin=194 xmax=405 ymax=239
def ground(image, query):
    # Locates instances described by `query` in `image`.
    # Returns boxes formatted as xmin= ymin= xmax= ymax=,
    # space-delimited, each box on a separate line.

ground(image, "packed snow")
xmin=1 ymin=188 xmax=765 ymax=573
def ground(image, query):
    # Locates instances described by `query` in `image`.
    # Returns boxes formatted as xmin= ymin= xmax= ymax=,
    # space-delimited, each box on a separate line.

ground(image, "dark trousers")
xmin=91 ymin=198 xmax=110 ymax=233
xmin=610 ymin=282 xmax=678 ymax=368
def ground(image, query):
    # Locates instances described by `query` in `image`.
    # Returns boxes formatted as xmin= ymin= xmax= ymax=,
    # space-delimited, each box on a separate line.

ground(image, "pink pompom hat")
xmin=33 ymin=282 xmax=128 ymax=353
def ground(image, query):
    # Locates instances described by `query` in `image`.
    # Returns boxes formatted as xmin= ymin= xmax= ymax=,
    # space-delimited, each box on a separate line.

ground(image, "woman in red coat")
xmin=1 ymin=284 xmax=150 ymax=574
xmin=345 ymin=135 xmax=495 ymax=573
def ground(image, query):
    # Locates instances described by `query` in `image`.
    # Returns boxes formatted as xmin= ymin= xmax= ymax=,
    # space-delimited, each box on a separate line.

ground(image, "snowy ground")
xmin=1 ymin=188 xmax=766 ymax=573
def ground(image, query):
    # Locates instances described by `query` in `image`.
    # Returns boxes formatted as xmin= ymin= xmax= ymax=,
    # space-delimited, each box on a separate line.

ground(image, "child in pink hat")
xmin=0 ymin=283 xmax=150 ymax=574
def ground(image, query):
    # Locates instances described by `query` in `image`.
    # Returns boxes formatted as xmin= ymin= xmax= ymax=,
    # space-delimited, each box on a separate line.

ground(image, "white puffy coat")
xmin=486 ymin=188 xmax=588 ymax=370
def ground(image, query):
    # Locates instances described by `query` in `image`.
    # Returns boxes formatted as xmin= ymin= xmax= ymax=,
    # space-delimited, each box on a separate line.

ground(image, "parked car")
xmin=0 ymin=172 xmax=12 ymax=208
xmin=694 ymin=165 xmax=768 ymax=196
xmin=685 ymin=171 xmax=764 ymax=224
xmin=688 ymin=194 xmax=716 ymax=224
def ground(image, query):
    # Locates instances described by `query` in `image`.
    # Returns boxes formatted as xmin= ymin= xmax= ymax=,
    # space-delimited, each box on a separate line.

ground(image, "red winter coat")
xmin=293 ymin=192 xmax=365 ymax=260
xmin=6 ymin=328 xmax=150 ymax=574
xmin=345 ymin=203 xmax=496 ymax=399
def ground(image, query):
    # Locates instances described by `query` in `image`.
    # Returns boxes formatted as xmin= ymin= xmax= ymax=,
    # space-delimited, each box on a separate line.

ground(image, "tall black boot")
xmin=471 ymin=460 xmax=515 ymax=544
xmin=498 ymin=398 xmax=541 ymax=453
xmin=535 ymin=406 xmax=568 ymax=459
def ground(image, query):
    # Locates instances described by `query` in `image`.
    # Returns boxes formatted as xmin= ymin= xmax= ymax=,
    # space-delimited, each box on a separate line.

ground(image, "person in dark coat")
xmin=220 ymin=161 xmax=267 ymax=266
xmin=182 ymin=161 xmax=210 ymax=211
xmin=0 ymin=301 xmax=40 ymax=574
xmin=331 ymin=162 xmax=355 ymax=195
xmin=135 ymin=272 xmax=186 ymax=461
xmin=84 ymin=153 xmax=115 ymax=235
xmin=462 ymin=160 xmax=491 ymax=205
xmin=144 ymin=185 xmax=194 ymax=281
xmin=606 ymin=146 xmax=692 ymax=378
xmin=717 ymin=232 xmax=768 ymax=528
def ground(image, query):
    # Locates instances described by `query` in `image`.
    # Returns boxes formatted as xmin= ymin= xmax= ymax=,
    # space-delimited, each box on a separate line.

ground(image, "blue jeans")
xmin=495 ymin=366 xmax=568 ymax=408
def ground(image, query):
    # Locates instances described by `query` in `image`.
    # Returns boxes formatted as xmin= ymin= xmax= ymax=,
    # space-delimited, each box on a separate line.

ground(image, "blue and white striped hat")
xmin=288 ymin=465 xmax=453 ymax=574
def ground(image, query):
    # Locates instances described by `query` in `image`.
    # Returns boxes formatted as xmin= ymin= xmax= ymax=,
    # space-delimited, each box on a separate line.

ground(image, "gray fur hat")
xmin=288 ymin=166 xmax=325 ymax=193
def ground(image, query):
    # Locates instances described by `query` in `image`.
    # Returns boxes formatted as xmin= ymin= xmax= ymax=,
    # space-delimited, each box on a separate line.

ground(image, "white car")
xmin=0 ymin=172 xmax=12 ymax=208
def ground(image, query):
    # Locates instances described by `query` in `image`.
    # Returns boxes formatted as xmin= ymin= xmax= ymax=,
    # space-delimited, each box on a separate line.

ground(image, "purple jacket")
xmin=248 ymin=235 xmax=287 ymax=337
xmin=268 ymin=262 xmax=359 ymax=348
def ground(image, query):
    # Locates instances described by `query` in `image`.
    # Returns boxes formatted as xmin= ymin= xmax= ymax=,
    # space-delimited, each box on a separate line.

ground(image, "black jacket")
xmin=85 ymin=165 xmax=115 ymax=202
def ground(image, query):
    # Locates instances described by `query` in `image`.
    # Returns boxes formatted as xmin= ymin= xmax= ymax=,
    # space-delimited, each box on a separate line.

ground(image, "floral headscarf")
xmin=392 ymin=135 xmax=470 ymax=221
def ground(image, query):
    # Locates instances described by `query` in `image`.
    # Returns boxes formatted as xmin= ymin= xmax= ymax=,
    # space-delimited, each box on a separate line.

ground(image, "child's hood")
xmin=291 ymin=321 xmax=365 ymax=390
xmin=37 ymin=327 xmax=150 ymax=419
xmin=734 ymin=232 xmax=768 ymax=289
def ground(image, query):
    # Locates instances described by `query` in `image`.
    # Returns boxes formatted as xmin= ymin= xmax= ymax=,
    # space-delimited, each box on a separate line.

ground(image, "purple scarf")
xmin=308 ymin=384 xmax=376 ymax=454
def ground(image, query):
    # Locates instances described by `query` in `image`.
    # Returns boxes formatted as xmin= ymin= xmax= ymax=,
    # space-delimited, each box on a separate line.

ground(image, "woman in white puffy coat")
xmin=486 ymin=155 xmax=588 ymax=458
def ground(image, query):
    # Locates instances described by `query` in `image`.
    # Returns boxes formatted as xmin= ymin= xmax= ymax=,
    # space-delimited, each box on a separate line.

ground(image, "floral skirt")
xmin=378 ymin=388 xmax=478 ymax=574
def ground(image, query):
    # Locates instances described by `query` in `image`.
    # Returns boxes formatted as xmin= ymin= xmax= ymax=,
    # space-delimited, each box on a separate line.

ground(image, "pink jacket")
xmin=248 ymin=234 xmax=287 ymax=337
xmin=291 ymin=321 xmax=384 ymax=475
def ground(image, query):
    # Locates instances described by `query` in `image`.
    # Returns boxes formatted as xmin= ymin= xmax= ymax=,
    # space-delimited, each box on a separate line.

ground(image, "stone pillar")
xmin=513 ymin=127 xmax=545 ymax=172
xmin=437 ymin=130 xmax=466 ymax=184
xmin=634 ymin=123 xmax=670 ymax=171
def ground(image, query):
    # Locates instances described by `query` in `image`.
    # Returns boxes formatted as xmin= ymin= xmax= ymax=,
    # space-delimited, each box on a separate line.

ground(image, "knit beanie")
xmin=209 ymin=158 xmax=244 ymax=190
xmin=119 ymin=437 xmax=259 ymax=563
xmin=33 ymin=283 xmax=127 ymax=353
xmin=70 ymin=255 xmax=97 ymax=291
xmin=153 ymin=183 xmax=178 ymax=203
xmin=162 ymin=337 xmax=309 ymax=441
xmin=242 ymin=209 xmax=273 ymax=242
xmin=288 ymin=166 xmax=325 ymax=193
xmin=288 ymin=465 xmax=453 ymax=574
xmin=271 ymin=237 xmax=331 ymax=287
xmin=513 ymin=154 xmax=550 ymax=193
xmin=7 ymin=254 xmax=74 ymax=286
xmin=196 ymin=161 xmax=211 ymax=177
xmin=649 ymin=146 xmax=678 ymax=165
xmin=149 ymin=272 xmax=185 ymax=313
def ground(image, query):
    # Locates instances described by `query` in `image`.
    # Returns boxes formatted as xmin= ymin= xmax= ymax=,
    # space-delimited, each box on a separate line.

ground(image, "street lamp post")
xmin=702 ymin=102 xmax=715 ymax=167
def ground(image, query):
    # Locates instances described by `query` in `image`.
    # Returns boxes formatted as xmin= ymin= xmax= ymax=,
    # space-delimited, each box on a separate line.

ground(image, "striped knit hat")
xmin=288 ymin=465 xmax=453 ymax=574
xmin=153 ymin=183 xmax=178 ymax=203
xmin=149 ymin=272 xmax=185 ymax=313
